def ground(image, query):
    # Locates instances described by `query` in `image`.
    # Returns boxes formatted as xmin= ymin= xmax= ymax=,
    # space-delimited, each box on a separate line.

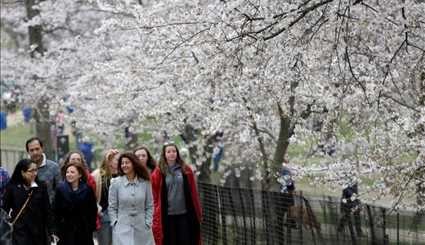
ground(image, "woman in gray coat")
xmin=108 ymin=152 xmax=154 ymax=245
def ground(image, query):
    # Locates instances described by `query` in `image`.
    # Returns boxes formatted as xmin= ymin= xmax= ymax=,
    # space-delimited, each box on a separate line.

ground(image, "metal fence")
xmin=198 ymin=182 xmax=425 ymax=245
xmin=0 ymin=147 xmax=26 ymax=173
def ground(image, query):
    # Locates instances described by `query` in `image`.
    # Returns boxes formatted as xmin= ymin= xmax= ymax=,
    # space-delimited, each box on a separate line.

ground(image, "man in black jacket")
xmin=337 ymin=183 xmax=363 ymax=237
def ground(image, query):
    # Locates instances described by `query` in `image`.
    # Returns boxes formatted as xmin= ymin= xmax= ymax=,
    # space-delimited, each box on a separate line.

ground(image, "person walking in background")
xmin=2 ymin=159 xmax=53 ymax=245
xmin=25 ymin=137 xmax=61 ymax=203
xmin=151 ymin=143 xmax=202 ymax=245
xmin=275 ymin=160 xmax=297 ymax=244
xmin=53 ymin=162 xmax=97 ymax=245
xmin=337 ymin=182 xmax=363 ymax=237
xmin=279 ymin=160 xmax=295 ymax=194
xmin=0 ymin=166 xmax=11 ymax=243
xmin=108 ymin=152 xmax=154 ymax=245
xmin=211 ymin=130 xmax=224 ymax=172
xmin=0 ymin=167 xmax=10 ymax=208
xmin=134 ymin=146 xmax=157 ymax=173
xmin=92 ymin=149 xmax=119 ymax=245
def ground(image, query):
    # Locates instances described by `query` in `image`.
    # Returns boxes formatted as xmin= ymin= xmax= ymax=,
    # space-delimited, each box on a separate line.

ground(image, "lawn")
xmin=0 ymin=122 xmax=33 ymax=149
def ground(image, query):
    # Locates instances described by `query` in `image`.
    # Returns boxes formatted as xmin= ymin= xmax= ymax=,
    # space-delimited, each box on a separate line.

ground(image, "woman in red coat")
xmin=151 ymin=143 xmax=202 ymax=245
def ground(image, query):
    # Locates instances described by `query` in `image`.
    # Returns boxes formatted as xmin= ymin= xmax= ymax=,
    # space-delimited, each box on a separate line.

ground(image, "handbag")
xmin=0 ymin=209 xmax=12 ymax=242
xmin=0 ymin=190 xmax=33 ymax=243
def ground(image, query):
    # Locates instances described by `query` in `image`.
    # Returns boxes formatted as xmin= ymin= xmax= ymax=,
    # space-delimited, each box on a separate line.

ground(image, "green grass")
xmin=0 ymin=122 xmax=33 ymax=149
xmin=337 ymin=117 xmax=356 ymax=139
xmin=295 ymin=176 xmax=341 ymax=197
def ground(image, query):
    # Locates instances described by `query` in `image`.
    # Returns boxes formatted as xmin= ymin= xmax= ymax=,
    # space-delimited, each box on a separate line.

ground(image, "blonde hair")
xmin=100 ymin=149 xmax=119 ymax=179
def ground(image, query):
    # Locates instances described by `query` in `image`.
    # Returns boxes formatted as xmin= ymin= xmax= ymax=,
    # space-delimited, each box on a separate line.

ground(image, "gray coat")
xmin=108 ymin=176 xmax=154 ymax=245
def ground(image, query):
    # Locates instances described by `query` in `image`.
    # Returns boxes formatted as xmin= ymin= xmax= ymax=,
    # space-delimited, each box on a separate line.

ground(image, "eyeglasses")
xmin=26 ymin=169 xmax=38 ymax=173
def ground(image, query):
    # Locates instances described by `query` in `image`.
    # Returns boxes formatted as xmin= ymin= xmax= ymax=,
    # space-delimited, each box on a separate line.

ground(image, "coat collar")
xmin=123 ymin=176 xmax=141 ymax=186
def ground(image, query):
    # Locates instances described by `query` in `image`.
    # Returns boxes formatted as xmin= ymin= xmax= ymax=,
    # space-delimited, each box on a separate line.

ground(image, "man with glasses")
xmin=25 ymin=137 xmax=61 ymax=203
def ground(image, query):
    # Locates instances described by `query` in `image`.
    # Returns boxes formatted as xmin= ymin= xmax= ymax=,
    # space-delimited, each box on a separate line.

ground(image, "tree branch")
xmin=381 ymin=93 xmax=420 ymax=113
xmin=263 ymin=0 xmax=334 ymax=41
xmin=345 ymin=46 xmax=371 ymax=105
xmin=157 ymin=27 xmax=211 ymax=66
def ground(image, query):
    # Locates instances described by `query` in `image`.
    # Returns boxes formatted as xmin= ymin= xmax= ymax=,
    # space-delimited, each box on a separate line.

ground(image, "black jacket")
xmin=341 ymin=184 xmax=360 ymax=211
xmin=53 ymin=181 xmax=97 ymax=245
xmin=2 ymin=181 xmax=51 ymax=245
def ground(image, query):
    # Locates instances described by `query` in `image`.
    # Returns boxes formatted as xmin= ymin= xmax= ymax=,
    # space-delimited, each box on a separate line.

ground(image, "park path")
xmin=4 ymin=111 xmax=23 ymax=127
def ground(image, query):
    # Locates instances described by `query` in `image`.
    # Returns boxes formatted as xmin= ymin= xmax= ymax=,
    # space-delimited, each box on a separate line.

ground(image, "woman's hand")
xmin=51 ymin=234 xmax=60 ymax=244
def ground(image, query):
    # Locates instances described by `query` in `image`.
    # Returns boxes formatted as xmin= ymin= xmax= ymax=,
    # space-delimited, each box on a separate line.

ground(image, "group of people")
xmin=0 ymin=137 xmax=202 ymax=245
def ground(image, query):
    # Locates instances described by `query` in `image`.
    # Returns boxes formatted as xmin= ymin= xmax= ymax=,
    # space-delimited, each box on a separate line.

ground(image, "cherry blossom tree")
xmin=1 ymin=0 xmax=424 ymax=209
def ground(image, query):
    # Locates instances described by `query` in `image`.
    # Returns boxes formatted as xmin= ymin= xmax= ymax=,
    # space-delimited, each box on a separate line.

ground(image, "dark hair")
xmin=60 ymin=151 xmax=87 ymax=178
xmin=9 ymin=159 xmax=38 ymax=184
xmin=25 ymin=137 xmax=43 ymax=152
xmin=117 ymin=152 xmax=150 ymax=181
xmin=158 ymin=143 xmax=186 ymax=175
xmin=62 ymin=162 xmax=88 ymax=183
xmin=133 ymin=146 xmax=157 ymax=171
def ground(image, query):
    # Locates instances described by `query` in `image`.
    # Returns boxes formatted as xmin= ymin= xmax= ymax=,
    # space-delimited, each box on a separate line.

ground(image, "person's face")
xmin=69 ymin=153 xmax=83 ymax=165
xmin=165 ymin=146 xmax=177 ymax=164
xmin=27 ymin=140 xmax=44 ymax=163
xmin=65 ymin=165 xmax=82 ymax=185
xmin=109 ymin=154 xmax=119 ymax=174
xmin=120 ymin=157 xmax=134 ymax=176
xmin=135 ymin=149 xmax=148 ymax=166
xmin=21 ymin=163 xmax=38 ymax=185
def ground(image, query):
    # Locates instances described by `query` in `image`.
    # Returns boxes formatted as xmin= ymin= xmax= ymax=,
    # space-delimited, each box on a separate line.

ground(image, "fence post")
xmin=382 ymin=208 xmax=388 ymax=245
xmin=261 ymin=190 xmax=272 ymax=245
xmin=218 ymin=187 xmax=228 ymax=245
xmin=298 ymin=191 xmax=303 ymax=245
xmin=249 ymin=189 xmax=256 ymax=244
xmin=396 ymin=211 xmax=400 ymax=245
xmin=238 ymin=188 xmax=247 ymax=244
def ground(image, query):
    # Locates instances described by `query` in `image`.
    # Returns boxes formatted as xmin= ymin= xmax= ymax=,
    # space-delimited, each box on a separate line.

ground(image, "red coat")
xmin=85 ymin=170 xmax=96 ymax=192
xmin=85 ymin=170 xmax=101 ymax=230
xmin=151 ymin=165 xmax=202 ymax=245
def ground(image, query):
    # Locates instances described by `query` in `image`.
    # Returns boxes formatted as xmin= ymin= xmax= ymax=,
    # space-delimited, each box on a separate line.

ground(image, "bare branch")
xmin=257 ymin=127 xmax=277 ymax=143
xmin=263 ymin=0 xmax=334 ymax=41
xmin=157 ymin=27 xmax=211 ymax=66
xmin=345 ymin=46 xmax=371 ymax=105
xmin=381 ymin=93 xmax=421 ymax=113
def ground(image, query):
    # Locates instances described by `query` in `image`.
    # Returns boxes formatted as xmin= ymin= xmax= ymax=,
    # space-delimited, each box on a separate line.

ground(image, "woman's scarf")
xmin=58 ymin=181 xmax=90 ymax=203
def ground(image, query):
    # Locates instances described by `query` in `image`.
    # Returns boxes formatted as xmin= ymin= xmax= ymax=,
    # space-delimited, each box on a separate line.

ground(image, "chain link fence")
xmin=199 ymin=182 xmax=425 ymax=245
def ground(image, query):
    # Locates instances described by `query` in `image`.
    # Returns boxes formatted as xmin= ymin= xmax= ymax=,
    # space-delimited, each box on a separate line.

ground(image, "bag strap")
xmin=11 ymin=189 xmax=33 ymax=225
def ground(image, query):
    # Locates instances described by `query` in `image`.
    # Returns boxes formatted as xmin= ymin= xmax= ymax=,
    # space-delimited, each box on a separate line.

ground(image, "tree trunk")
xmin=272 ymin=78 xmax=299 ymax=182
xmin=238 ymin=96 xmax=271 ymax=189
xmin=25 ymin=0 xmax=54 ymax=159
xmin=180 ymin=123 xmax=213 ymax=183
xmin=272 ymin=103 xmax=291 ymax=175
xmin=25 ymin=0 xmax=44 ymax=58
xmin=251 ymin=121 xmax=270 ymax=190
xmin=33 ymin=99 xmax=54 ymax=159
xmin=181 ymin=123 xmax=199 ymax=165
xmin=416 ymin=69 xmax=424 ymax=210
xmin=197 ymin=134 xmax=215 ymax=183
